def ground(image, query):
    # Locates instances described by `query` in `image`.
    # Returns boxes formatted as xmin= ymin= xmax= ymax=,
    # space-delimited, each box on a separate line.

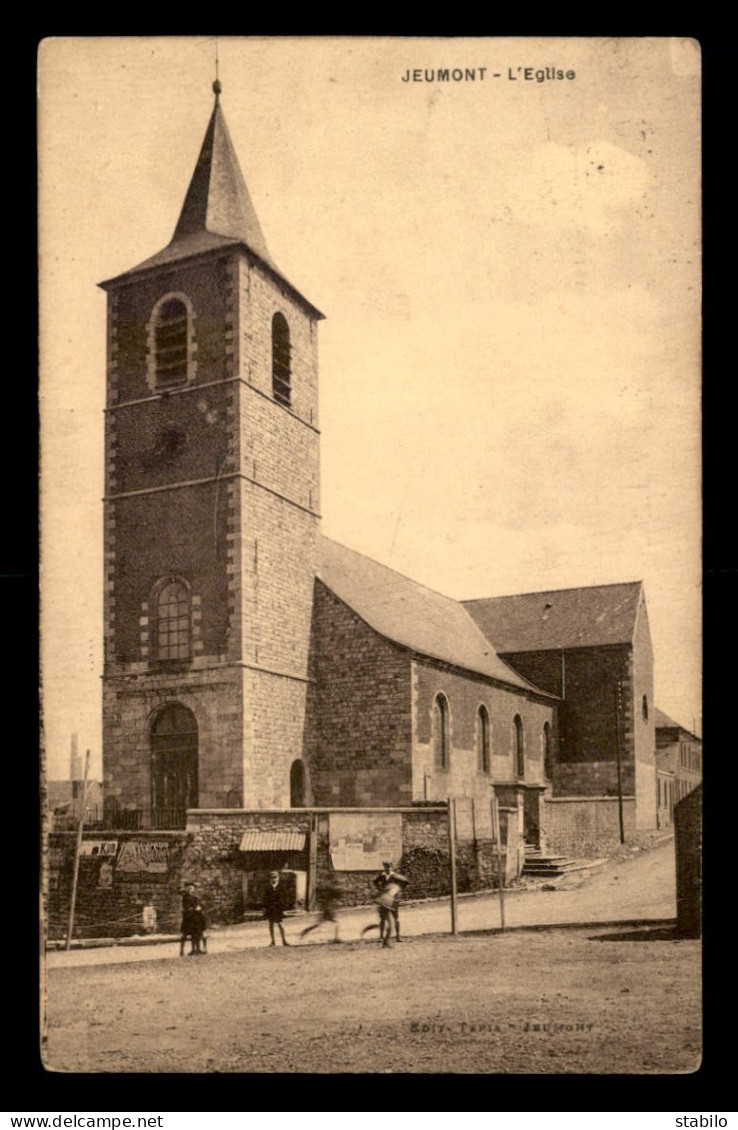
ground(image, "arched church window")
xmin=154 ymin=298 xmax=189 ymax=387
xmin=433 ymin=694 xmax=450 ymax=771
xmin=642 ymin=694 xmax=649 ymax=722
xmin=543 ymin=721 xmax=553 ymax=779
xmin=272 ymin=312 xmax=292 ymax=407
xmin=514 ymin=714 xmax=525 ymax=778
xmin=157 ymin=580 xmax=190 ymax=661
xmin=477 ymin=706 xmax=490 ymax=774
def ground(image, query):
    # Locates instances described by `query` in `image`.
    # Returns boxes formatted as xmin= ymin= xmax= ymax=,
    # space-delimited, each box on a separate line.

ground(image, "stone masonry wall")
xmin=412 ymin=659 xmax=555 ymax=822
xmin=48 ymin=805 xmax=524 ymax=939
xmin=102 ymin=667 xmax=245 ymax=818
xmin=543 ymin=796 xmax=637 ymax=855
xmin=304 ymin=583 xmax=413 ymax=807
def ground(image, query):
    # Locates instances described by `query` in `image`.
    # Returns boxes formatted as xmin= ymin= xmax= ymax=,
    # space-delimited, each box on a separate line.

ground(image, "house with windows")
xmin=654 ymin=708 xmax=702 ymax=829
xmin=99 ymin=83 xmax=656 ymax=854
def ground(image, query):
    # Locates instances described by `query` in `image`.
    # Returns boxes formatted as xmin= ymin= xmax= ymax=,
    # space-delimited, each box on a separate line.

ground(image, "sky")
xmin=38 ymin=36 xmax=702 ymax=779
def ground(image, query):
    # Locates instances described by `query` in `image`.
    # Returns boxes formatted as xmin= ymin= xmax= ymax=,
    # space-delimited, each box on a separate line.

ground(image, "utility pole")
xmin=614 ymin=682 xmax=625 ymax=844
xmin=447 ymin=796 xmax=458 ymax=935
xmin=66 ymin=749 xmax=91 ymax=951
xmin=492 ymin=793 xmax=506 ymax=930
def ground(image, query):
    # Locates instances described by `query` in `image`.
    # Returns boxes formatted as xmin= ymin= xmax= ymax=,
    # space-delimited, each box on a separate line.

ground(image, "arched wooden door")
xmin=150 ymin=703 xmax=198 ymax=828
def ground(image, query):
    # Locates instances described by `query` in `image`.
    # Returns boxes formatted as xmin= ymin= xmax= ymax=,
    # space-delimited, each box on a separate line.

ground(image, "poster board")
xmin=329 ymin=812 xmax=402 ymax=871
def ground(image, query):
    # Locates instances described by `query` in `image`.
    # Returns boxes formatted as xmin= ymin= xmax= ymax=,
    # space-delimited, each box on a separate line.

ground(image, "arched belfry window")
xmin=146 ymin=292 xmax=196 ymax=392
xmin=477 ymin=706 xmax=490 ymax=774
xmin=514 ymin=714 xmax=525 ymax=778
xmin=156 ymin=580 xmax=190 ymax=661
xmin=150 ymin=703 xmax=198 ymax=827
xmin=272 ymin=312 xmax=292 ymax=407
xmin=433 ymin=694 xmax=450 ymax=771
xmin=155 ymin=298 xmax=188 ymax=385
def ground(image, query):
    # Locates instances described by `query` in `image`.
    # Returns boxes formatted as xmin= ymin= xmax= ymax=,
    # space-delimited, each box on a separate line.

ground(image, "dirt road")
xmin=44 ymin=924 xmax=700 ymax=1074
xmin=43 ymin=840 xmax=700 ymax=1074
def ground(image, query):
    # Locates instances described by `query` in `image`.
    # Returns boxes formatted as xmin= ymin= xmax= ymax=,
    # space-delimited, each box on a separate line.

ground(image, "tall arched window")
xmin=150 ymin=703 xmax=198 ymax=828
xmin=154 ymin=297 xmax=189 ymax=387
xmin=543 ymin=721 xmax=553 ymax=779
xmin=272 ymin=312 xmax=292 ymax=407
xmin=514 ymin=714 xmax=525 ymax=778
xmin=157 ymin=580 xmax=190 ymax=661
xmin=433 ymin=694 xmax=450 ymax=771
xmin=477 ymin=706 xmax=490 ymax=774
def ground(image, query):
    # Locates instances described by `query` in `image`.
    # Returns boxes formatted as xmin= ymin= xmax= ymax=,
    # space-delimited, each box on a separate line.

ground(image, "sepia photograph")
xmin=39 ymin=36 xmax=701 ymax=1075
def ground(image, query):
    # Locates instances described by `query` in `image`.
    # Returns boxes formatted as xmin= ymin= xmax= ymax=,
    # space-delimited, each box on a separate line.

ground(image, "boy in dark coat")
xmin=263 ymin=870 xmax=291 ymax=947
xmin=179 ymin=883 xmax=208 ymax=955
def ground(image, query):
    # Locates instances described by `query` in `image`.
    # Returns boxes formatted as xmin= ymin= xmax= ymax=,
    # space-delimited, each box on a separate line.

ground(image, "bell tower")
xmin=101 ymin=82 xmax=323 ymax=826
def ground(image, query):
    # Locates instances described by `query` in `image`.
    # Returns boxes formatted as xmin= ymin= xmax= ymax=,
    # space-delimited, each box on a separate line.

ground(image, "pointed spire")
xmin=171 ymin=90 xmax=275 ymax=269
xmin=100 ymin=83 xmax=324 ymax=320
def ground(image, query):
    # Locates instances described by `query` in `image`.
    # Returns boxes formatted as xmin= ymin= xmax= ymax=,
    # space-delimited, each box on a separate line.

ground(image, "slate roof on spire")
xmin=100 ymin=96 xmax=323 ymax=318
xmin=170 ymin=97 xmax=274 ymax=261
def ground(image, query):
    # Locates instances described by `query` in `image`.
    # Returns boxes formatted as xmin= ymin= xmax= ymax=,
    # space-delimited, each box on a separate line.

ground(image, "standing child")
xmin=263 ymin=870 xmax=291 ymax=947
xmin=179 ymin=883 xmax=208 ymax=956
xmin=188 ymin=903 xmax=208 ymax=955
xmin=179 ymin=882 xmax=197 ymax=957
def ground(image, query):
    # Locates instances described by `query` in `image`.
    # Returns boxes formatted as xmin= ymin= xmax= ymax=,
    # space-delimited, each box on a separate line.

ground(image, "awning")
xmin=239 ymin=830 xmax=306 ymax=852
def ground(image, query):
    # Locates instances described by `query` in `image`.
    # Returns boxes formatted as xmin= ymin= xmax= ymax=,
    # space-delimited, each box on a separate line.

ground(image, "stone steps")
xmin=522 ymin=849 xmax=607 ymax=878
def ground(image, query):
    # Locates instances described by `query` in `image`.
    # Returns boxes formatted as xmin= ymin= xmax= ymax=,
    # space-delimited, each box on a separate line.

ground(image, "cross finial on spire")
xmin=213 ymin=37 xmax=221 ymax=101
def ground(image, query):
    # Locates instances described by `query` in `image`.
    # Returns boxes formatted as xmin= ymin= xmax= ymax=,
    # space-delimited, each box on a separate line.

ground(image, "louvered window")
xmin=272 ymin=312 xmax=292 ymax=407
xmin=155 ymin=298 xmax=189 ymax=387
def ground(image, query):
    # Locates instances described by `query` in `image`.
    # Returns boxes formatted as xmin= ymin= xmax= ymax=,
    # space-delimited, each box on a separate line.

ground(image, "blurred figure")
xmin=300 ymin=873 xmax=342 ymax=944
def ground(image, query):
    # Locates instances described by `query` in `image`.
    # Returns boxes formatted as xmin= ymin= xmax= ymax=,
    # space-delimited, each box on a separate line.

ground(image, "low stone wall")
xmin=47 ymin=804 xmax=523 ymax=939
xmin=544 ymin=795 xmax=637 ymax=856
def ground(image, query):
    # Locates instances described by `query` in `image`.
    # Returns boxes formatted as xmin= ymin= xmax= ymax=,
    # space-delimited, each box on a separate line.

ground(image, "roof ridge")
xmin=462 ymin=579 xmax=643 ymax=604
xmin=319 ymin=534 xmax=469 ymax=607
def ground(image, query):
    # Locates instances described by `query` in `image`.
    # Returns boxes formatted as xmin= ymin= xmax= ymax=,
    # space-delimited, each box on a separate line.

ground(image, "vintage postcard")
xmin=39 ymin=36 xmax=701 ymax=1075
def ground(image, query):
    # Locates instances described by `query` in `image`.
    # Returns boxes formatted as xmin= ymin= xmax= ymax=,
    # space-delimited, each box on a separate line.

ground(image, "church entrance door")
xmin=150 ymin=703 xmax=198 ymax=828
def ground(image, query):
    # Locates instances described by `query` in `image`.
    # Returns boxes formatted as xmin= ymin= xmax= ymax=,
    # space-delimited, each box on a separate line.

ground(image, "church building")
xmin=100 ymin=83 xmax=656 ymax=842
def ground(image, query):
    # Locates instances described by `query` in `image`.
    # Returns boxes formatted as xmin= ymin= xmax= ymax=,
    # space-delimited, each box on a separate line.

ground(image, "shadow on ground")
xmin=589 ymin=925 xmax=688 ymax=943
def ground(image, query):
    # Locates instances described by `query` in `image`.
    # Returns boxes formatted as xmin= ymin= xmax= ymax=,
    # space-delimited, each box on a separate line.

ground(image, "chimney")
xmin=70 ymin=732 xmax=81 ymax=782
